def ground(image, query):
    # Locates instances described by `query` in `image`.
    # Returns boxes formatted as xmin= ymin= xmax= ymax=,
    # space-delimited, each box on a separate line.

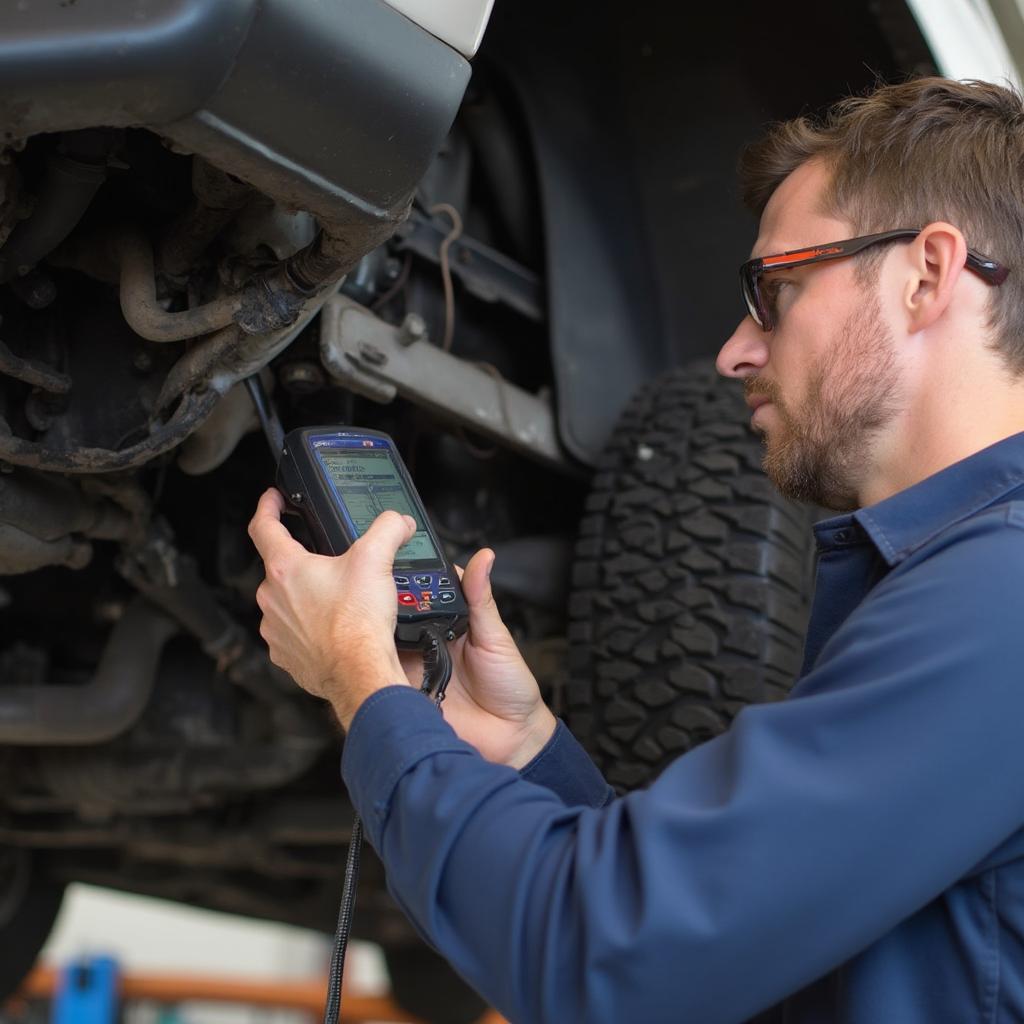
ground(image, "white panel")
xmin=42 ymin=884 xmax=331 ymax=976
xmin=905 ymin=0 xmax=1022 ymax=88
xmin=381 ymin=0 xmax=495 ymax=58
xmin=40 ymin=884 xmax=389 ymax=1024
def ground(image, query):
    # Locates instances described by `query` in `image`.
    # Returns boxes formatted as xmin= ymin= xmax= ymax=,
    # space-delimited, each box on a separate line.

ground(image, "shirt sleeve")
xmin=518 ymin=719 xmax=615 ymax=807
xmin=341 ymin=507 xmax=1024 ymax=1024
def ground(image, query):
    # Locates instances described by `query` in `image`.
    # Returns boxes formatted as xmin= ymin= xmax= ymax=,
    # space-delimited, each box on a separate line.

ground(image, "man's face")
xmin=717 ymin=160 xmax=905 ymax=511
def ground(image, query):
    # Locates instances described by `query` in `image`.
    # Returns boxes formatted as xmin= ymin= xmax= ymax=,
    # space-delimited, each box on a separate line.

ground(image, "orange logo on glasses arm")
xmin=762 ymin=246 xmax=843 ymax=267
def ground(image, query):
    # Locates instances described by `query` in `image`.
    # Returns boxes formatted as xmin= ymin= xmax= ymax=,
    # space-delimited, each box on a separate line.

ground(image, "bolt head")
xmin=399 ymin=313 xmax=427 ymax=346
xmin=357 ymin=342 xmax=388 ymax=367
xmin=280 ymin=361 xmax=324 ymax=394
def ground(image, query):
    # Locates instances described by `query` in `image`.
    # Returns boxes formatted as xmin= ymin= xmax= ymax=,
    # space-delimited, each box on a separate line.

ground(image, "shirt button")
xmin=834 ymin=529 xmax=850 ymax=542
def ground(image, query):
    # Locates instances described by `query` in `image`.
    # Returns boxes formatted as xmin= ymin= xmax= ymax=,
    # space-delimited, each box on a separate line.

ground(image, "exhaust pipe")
xmin=0 ymin=600 xmax=176 ymax=745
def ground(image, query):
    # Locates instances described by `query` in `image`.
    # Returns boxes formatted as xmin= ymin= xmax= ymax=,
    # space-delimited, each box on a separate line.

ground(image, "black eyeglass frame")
xmin=739 ymin=229 xmax=1009 ymax=331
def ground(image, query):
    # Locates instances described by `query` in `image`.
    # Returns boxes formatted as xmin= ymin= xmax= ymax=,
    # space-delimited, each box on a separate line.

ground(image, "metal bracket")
xmin=393 ymin=208 xmax=544 ymax=322
xmin=319 ymin=296 xmax=568 ymax=469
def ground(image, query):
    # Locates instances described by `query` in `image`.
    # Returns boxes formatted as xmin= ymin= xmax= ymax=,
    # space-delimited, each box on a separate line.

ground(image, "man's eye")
xmin=763 ymin=280 xmax=790 ymax=317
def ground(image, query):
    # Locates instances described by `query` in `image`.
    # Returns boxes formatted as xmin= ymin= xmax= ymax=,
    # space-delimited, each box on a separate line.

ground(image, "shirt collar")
xmin=850 ymin=431 xmax=1024 ymax=567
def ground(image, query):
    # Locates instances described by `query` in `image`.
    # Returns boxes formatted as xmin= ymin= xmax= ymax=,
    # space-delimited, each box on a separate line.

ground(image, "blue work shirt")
xmin=341 ymin=431 xmax=1024 ymax=1023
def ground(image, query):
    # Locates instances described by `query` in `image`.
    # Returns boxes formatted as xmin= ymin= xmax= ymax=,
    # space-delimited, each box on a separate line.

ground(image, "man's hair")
xmin=739 ymin=77 xmax=1024 ymax=372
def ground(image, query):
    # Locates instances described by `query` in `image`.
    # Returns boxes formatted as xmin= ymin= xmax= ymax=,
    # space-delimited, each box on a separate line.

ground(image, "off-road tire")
xmin=567 ymin=361 xmax=816 ymax=790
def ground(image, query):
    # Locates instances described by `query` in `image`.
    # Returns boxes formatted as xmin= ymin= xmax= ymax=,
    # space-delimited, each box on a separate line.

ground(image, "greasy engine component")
xmin=2 ymin=632 xmax=323 ymax=816
xmin=112 ymin=226 xmax=245 ymax=344
xmin=0 ymin=600 xmax=177 ymax=744
xmin=118 ymin=525 xmax=313 ymax=710
xmin=0 ymin=131 xmax=111 ymax=286
xmin=157 ymin=158 xmax=254 ymax=281
xmin=0 ymin=528 xmax=330 ymax=807
xmin=111 ymin=221 xmax=358 ymax=346
xmin=0 ymin=0 xmax=471 ymax=477
xmin=1 ymin=202 xmax=377 ymax=476
xmin=0 ymin=470 xmax=136 ymax=574
xmin=0 ymin=264 xmax=328 ymax=476
xmin=0 ymin=338 xmax=70 ymax=394
xmin=0 ymin=0 xmax=468 ymax=281
xmin=0 ymin=388 xmax=219 ymax=475
xmin=176 ymin=378 xmax=263 ymax=476
xmin=23 ymin=681 xmax=323 ymax=817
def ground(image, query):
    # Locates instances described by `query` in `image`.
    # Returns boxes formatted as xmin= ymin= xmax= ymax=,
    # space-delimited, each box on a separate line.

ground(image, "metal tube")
xmin=0 ymin=339 xmax=71 ymax=393
xmin=0 ymin=600 xmax=177 ymax=744
xmin=113 ymin=228 xmax=242 ymax=343
xmin=158 ymin=281 xmax=337 ymax=414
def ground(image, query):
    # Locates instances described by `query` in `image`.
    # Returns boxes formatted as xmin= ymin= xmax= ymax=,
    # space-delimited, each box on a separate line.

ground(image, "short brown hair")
xmin=739 ymin=77 xmax=1024 ymax=372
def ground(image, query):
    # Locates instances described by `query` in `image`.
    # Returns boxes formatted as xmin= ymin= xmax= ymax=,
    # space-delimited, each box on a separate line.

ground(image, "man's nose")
xmin=716 ymin=316 xmax=770 ymax=378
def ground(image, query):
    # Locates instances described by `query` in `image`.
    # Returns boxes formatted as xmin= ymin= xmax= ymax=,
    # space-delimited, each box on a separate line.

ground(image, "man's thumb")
xmin=463 ymin=549 xmax=511 ymax=647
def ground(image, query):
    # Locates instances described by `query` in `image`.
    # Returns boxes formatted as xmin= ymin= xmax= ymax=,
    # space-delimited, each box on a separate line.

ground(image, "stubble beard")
xmin=749 ymin=294 xmax=904 ymax=512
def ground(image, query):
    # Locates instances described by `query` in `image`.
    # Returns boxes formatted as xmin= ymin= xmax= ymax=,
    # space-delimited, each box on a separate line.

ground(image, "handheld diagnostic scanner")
xmin=276 ymin=426 xmax=469 ymax=648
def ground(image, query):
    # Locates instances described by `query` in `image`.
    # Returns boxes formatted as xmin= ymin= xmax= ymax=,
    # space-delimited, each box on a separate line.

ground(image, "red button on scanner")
xmin=398 ymin=593 xmax=418 ymax=606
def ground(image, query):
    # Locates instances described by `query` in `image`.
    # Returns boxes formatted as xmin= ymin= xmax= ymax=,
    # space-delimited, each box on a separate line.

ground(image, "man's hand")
xmin=401 ymin=549 xmax=557 ymax=769
xmin=248 ymin=488 xmax=414 ymax=730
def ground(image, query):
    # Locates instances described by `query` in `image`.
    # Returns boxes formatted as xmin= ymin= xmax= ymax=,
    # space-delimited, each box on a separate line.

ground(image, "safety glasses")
xmin=739 ymin=229 xmax=1009 ymax=331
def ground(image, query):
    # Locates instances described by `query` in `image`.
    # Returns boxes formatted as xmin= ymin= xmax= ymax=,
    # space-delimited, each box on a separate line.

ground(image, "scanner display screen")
xmin=316 ymin=449 xmax=440 ymax=563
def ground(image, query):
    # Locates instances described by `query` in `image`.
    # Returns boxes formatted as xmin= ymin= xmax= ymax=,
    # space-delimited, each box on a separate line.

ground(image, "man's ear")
xmin=902 ymin=222 xmax=968 ymax=333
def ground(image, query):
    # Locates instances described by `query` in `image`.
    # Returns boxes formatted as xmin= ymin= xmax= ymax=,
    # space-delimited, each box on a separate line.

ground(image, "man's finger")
xmin=248 ymin=488 xmax=301 ymax=561
xmin=355 ymin=510 xmax=417 ymax=568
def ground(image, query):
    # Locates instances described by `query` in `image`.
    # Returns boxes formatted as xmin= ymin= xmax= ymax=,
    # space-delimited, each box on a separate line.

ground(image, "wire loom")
xmin=323 ymin=621 xmax=455 ymax=1024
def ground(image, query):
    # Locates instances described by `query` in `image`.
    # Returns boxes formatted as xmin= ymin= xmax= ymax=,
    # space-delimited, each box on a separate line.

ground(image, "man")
xmin=249 ymin=78 xmax=1024 ymax=1022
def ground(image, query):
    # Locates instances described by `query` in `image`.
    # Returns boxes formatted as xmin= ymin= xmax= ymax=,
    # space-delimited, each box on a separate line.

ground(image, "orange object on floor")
xmin=11 ymin=965 xmax=509 ymax=1024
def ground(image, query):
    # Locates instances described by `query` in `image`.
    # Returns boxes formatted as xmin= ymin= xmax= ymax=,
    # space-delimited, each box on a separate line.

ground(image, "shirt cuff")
xmin=518 ymin=719 xmax=614 ymax=808
xmin=341 ymin=685 xmax=478 ymax=849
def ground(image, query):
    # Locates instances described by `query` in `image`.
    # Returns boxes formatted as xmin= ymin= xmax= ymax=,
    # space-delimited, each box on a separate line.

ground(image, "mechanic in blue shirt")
xmin=248 ymin=78 xmax=1024 ymax=1022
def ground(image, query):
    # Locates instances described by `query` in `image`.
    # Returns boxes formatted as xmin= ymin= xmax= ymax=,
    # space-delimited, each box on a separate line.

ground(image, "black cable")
xmin=244 ymin=374 xmax=285 ymax=457
xmin=322 ymin=623 xmax=454 ymax=1024
xmin=322 ymin=816 xmax=363 ymax=1024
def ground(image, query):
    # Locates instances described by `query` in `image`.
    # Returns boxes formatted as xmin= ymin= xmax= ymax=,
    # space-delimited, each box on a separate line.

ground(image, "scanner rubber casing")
xmin=276 ymin=426 xmax=469 ymax=648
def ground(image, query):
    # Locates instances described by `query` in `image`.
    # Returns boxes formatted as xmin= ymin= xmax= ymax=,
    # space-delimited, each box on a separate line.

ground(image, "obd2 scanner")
xmin=245 ymin=375 xmax=470 ymax=1024
xmin=276 ymin=427 xmax=469 ymax=648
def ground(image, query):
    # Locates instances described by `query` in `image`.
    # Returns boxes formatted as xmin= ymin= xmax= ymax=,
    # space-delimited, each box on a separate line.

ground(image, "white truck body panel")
xmin=906 ymin=0 xmax=1022 ymax=88
xmin=381 ymin=0 xmax=495 ymax=58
